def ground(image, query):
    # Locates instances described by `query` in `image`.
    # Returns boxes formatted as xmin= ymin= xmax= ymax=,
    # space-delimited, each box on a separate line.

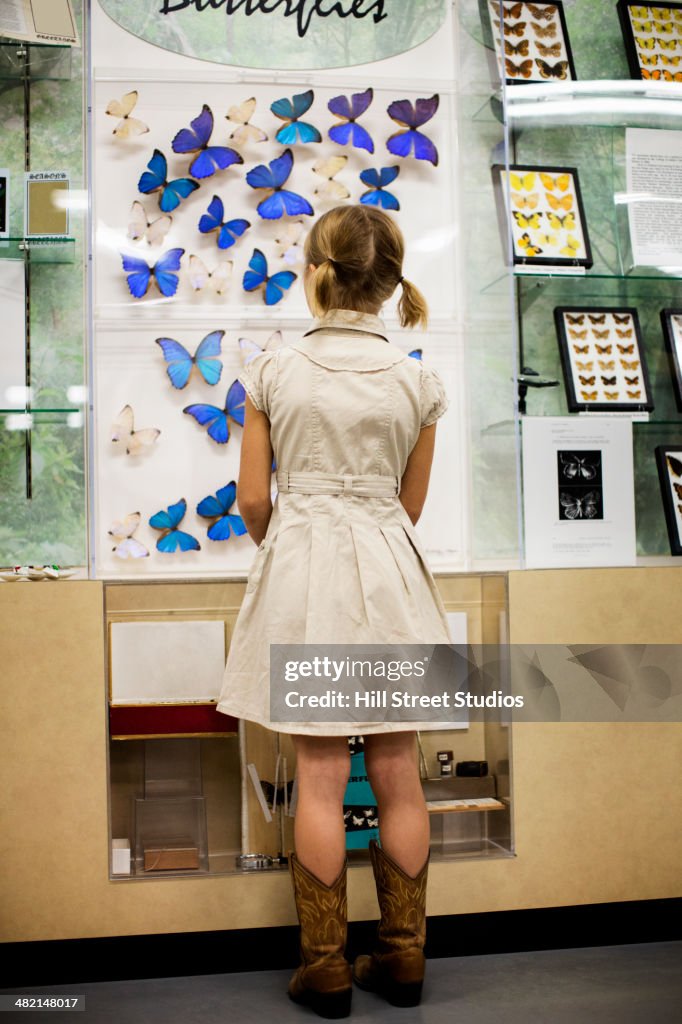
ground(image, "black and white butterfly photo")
xmin=558 ymin=449 xmax=602 ymax=484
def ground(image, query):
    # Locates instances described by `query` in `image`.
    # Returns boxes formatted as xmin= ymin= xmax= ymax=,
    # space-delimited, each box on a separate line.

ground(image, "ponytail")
xmin=397 ymin=277 xmax=428 ymax=329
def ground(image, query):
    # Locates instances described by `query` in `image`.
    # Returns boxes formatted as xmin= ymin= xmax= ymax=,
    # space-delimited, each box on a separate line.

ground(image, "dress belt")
xmin=276 ymin=469 xmax=400 ymax=497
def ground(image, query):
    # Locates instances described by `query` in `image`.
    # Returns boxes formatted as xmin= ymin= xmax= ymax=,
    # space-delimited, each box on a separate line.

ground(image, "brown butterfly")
xmin=573 ymin=344 xmax=589 ymax=354
xmin=580 ymin=390 xmax=598 ymax=400
xmin=675 ymin=482 xmax=682 ymax=500
xmin=537 ymin=40 xmax=562 ymax=56
xmin=627 ymin=390 xmax=641 ymax=399
xmin=617 ymin=343 xmax=634 ymax=354
xmin=599 ymin=360 xmax=615 ymax=370
xmin=666 ymin=454 xmax=682 ymax=477
xmin=506 ymin=57 xmax=534 ymax=77
xmin=526 ymin=2 xmax=557 ymax=19
xmin=579 ymin=375 xmax=595 ymax=385
xmin=536 ymin=58 xmax=569 ymax=79
xmin=616 ymin=328 xmax=633 ymax=338
xmin=595 ymin=344 xmax=612 ymax=354
xmin=613 ymin=313 xmax=631 ymax=323
xmin=502 ymin=1 xmax=524 ymax=18
xmin=588 ymin=314 xmax=606 ymax=324
xmin=505 ymin=38 xmax=530 ymax=55
xmin=604 ymin=391 xmax=620 ymax=400
xmin=593 ymin=330 xmax=610 ymax=339
xmin=601 ymin=375 xmax=617 ymax=385
xmin=569 ymin=328 xmax=588 ymax=339
xmin=576 ymin=361 xmax=593 ymax=371
xmin=530 ymin=20 xmax=557 ymax=37
xmin=621 ymin=359 xmax=639 ymax=369
xmin=566 ymin=313 xmax=585 ymax=324
xmin=625 ymin=375 xmax=640 ymax=385
xmin=495 ymin=19 xmax=527 ymax=36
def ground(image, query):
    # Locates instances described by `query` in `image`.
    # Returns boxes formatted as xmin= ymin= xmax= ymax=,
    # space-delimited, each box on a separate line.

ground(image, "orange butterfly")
xmin=627 ymin=390 xmax=641 ymax=399
xmin=506 ymin=57 xmax=534 ymax=78
xmin=604 ymin=391 xmax=620 ymax=400
xmin=593 ymin=330 xmax=610 ymax=339
xmin=580 ymin=390 xmax=598 ymax=400
xmin=588 ymin=314 xmax=606 ymax=324
xmin=599 ymin=360 xmax=615 ymax=370
xmin=576 ymin=361 xmax=593 ymax=371
xmin=613 ymin=313 xmax=630 ymax=323
xmin=502 ymin=1 xmax=524 ymax=18
xmin=595 ymin=344 xmax=612 ymax=354
xmin=579 ymin=375 xmax=595 ymax=385
xmin=618 ymin=343 xmax=635 ymax=354
xmin=625 ymin=375 xmax=640 ymax=385
xmin=616 ymin=328 xmax=633 ymax=338
xmin=663 ymin=70 xmax=682 ymax=81
xmin=505 ymin=39 xmax=530 ymax=55
xmin=545 ymin=192 xmax=573 ymax=210
xmin=573 ymin=345 xmax=589 ymax=354
xmin=569 ymin=328 xmax=588 ymax=339
xmin=494 ymin=19 xmax=527 ymax=36
xmin=566 ymin=313 xmax=585 ymax=324
xmin=642 ymin=68 xmax=662 ymax=79
xmin=621 ymin=359 xmax=640 ymax=370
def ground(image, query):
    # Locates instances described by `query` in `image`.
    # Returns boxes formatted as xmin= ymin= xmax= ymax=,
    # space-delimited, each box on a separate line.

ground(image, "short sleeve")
xmin=419 ymin=364 xmax=449 ymax=427
xmin=237 ymin=350 xmax=279 ymax=416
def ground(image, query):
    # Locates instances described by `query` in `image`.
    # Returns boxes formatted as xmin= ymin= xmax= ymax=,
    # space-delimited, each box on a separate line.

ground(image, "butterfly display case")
xmin=462 ymin=0 xmax=682 ymax=560
xmin=0 ymin=1 xmax=87 ymax=571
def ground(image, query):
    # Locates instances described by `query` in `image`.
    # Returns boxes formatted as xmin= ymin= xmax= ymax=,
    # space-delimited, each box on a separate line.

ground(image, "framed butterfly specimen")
xmin=138 ymin=150 xmax=198 ymax=213
xmin=493 ymin=164 xmax=592 ymax=269
xmin=270 ymin=89 xmax=321 ymax=145
xmin=385 ymin=95 xmax=439 ymax=166
xmin=655 ymin=446 xmax=682 ymax=554
xmin=359 ymin=166 xmax=400 ymax=210
xmin=183 ymin=379 xmax=246 ymax=444
xmin=121 ymin=247 xmax=184 ymax=299
xmin=149 ymin=498 xmax=201 ymax=553
xmin=108 ymin=512 xmax=149 ymax=560
xmin=327 ymin=88 xmax=374 ymax=153
xmin=155 ymin=330 xmax=224 ymax=389
xmin=245 ymin=148 xmax=314 ymax=220
xmin=660 ymin=308 xmax=682 ymax=412
xmin=486 ymin=0 xmax=576 ymax=85
xmin=554 ymin=307 xmax=654 ymax=412
xmin=197 ymin=482 xmax=248 ymax=542
xmin=111 ymin=404 xmax=160 ymax=455
xmin=225 ymin=97 xmax=268 ymax=144
xmin=242 ymin=247 xmax=297 ymax=305
xmin=172 ymin=105 xmax=243 ymax=179
xmin=198 ymin=195 xmax=250 ymax=249
xmin=106 ymin=91 xmax=149 ymax=139
xmin=618 ymin=1 xmax=682 ymax=80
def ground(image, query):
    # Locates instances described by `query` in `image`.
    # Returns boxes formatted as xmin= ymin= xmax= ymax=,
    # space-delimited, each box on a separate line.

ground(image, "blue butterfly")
xmin=328 ymin=88 xmax=374 ymax=153
xmin=359 ymin=167 xmax=400 ymax=211
xmin=245 ymin=148 xmax=314 ymax=220
xmin=198 ymin=195 xmax=250 ymax=249
xmin=183 ymin=378 xmax=245 ymax=444
xmin=409 ymin=349 xmax=422 ymax=360
xmin=172 ymin=104 xmax=243 ymax=179
xmin=155 ymin=330 xmax=224 ymax=389
xmin=271 ymin=90 xmax=321 ymax=145
xmin=197 ymin=482 xmax=248 ymax=542
xmin=121 ymin=247 xmax=184 ymax=298
xmin=386 ymin=95 xmax=439 ymax=166
xmin=243 ymin=248 xmax=297 ymax=306
xmin=138 ymin=149 xmax=199 ymax=212
xmin=149 ymin=498 xmax=201 ymax=553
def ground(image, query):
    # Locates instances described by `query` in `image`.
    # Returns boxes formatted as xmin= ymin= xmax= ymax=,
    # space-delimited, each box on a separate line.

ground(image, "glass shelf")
xmin=2 ymin=408 xmax=83 ymax=427
xmin=0 ymin=41 xmax=72 ymax=81
xmin=0 ymin=238 xmax=75 ymax=263
xmin=506 ymin=81 xmax=682 ymax=132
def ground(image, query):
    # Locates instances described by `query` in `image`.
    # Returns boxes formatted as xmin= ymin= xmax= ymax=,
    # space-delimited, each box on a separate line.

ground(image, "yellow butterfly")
xmin=663 ymin=69 xmax=682 ymax=79
xmin=661 ymin=54 xmax=682 ymax=63
xmin=573 ymin=345 xmax=589 ymax=354
xmin=630 ymin=6 xmax=649 ymax=17
xmin=594 ymin=331 xmax=611 ymax=340
xmin=599 ymin=360 xmax=615 ymax=370
xmin=540 ymin=172 xmax=570 ymax=191
xmin=616 ymin=328 xmax=633 ymax=338
xmin=633 ymin=19 xmax=654 ymax=31
xmin=512 ymin=192 xmax=540 ymax=209
xmin=641 ymin=53 xmax=660 ymax=64
xmin=576 ymin=361 xmax=593 ymax=371
xmin=560 ymin=235 xmax=582 ymax=257
xmin=517 ymin=232 xmax=543 ymax=256
xmin=546 ymin=192 xmax=574 ymax=210
xmin=537 ymin=232 xmax=558 ymax=246
xmin=653 ymin=21 xmax=674 ymax=32
xmin=627 ymin=390 xmax=642 ymax=399
xmin=510 ymin=171 xmax=536 ymax=191
xmin=621 ymin=359 xmax=640 ymax=370
xmin=675 ymin=9 xmax=682 ymax=21
xmin=547 ymin=211 xmax=576 ymax=231
xmin=636 ymin=36 xmax=657 ymax=47
xmin=652 ymin=7 xmax=672 ymax=19
xmin=657 ymin=37 xmax=678 ymax=47
xmin=513 ymin=210 xmax=542 ymax=229
xmin=604 ymin=391 xmax=620 ymax=400
xmin=580 ymin=390 xmax=598 ymax=401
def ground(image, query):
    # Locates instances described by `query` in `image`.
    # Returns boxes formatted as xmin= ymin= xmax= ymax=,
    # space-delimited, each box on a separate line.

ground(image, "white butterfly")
xmin=312 ymin=155 xmax=350 ymax=201
xmin=108 ymin=512 xmax=149 ymax=559
xmin=188 ymin=254 xmax=233 ymax=295
xmin=111 ymin=404 xmax=160 ymax=456
xmin=238 ymin=330 xmax=283 ymax=366
xmin=225 ymin=97 xmax=268 ymax=144
xmin=128 ymin=201 xmax=172 ymax=246
xmin=274 ymin=220 xmax=306 ymax=266
xmin=105 ymin=90 xmax=149 ymax=139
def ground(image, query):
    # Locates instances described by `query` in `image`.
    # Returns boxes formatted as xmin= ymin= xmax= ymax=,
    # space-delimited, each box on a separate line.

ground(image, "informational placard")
xmin=0 ymin=0 xmax=79 ymax=46
xmin=522 ymin=416 xmax=636 ymax=569
xmin=626 ymin=127 xmax=682 ymax=269
xmin=0 ymin=260 xmax=27 ymax=407
xmin=24 ymin=171 xmax=69 ymax=237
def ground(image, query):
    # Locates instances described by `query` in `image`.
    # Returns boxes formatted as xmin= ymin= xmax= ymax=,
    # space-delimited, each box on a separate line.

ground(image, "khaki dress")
xmin=216 ymin=308 xmax=451 ymax=736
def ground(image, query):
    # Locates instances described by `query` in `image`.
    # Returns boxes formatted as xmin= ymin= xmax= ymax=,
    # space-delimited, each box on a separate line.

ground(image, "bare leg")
xmin=291 ymin=735 xmax=351 ymax=886
xmin=363 ymin=731 xmax=429 ymax=878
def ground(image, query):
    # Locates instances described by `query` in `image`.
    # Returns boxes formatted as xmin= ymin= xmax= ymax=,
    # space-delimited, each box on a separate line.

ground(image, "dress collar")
xmin=303 ymin=308 xmax=389 ymax=342
xmin=293 ymin=308 xmax=405 ymax=372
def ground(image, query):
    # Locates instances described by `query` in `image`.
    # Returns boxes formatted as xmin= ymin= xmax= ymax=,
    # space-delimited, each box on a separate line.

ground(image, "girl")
xmin=217 ymin=203 xmax=451 ymax=1018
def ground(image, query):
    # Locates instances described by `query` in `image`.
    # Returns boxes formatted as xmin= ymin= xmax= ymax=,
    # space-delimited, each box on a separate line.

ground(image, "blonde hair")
xmin=304 ymin=204 xmax=428 ymax=329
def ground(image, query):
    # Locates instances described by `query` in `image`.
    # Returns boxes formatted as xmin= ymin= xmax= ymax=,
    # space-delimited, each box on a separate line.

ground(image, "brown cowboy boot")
xmin=287 ymin=851 xmax=352 ymax=1019
xmin=352 ymin=838 xmax=429 ymax=1007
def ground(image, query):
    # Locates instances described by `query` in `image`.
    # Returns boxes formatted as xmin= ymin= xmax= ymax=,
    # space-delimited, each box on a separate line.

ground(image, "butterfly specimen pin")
xmin=156 ymin=330 xmax=224 ymax=389
xmin=111 ymin=404 xmax=160 ymax=455
xmin=127 ymin=201 xmax=172 ymax=246
xmin=109 ymin=513 xmax=149 ymax=560
xmin=106 ymin=90 xmax=149 ymax=138
xmin=225 ymin=97 xmax=268 ymax=144
xmin=239 ymin=330 xmax=283 ymax=366
xmin=246 ymin=149 xmax=314 ymax=220
xmin=386 ymin=95 xmax=439 ymax=166
xmin=188 ymin=255 xmax=232 ymax=295
xmin=243 ymin=248 xmax=297 ymax=305
xmin=271 ymin=89 xmax=321 ymax=145
xmin=149 ymin=499 xmax=200 ymax=553
xmin=198 ymin=195 xmax=250 ymax=249
xmin=184 ymin=379 xmax=245 ymax=444
xmin=121 ymin=247 xmax=184 ymax=299
xmin=312 ymin=156 xmax=350 ymax=201
xmin=197 ymin=482 xmax=248 ymax=542
xmin=138 ymin=149 xmax=199 ymax=212
xmin=327 ymin=88 xmax=374 ymax=153
xmin=274 ymin=222 xmax=306 ymax=265
xmin=172 ymin=105 xmax=243 ymax=179
xmin=359 ymin=166 xmax=400 ymax=210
